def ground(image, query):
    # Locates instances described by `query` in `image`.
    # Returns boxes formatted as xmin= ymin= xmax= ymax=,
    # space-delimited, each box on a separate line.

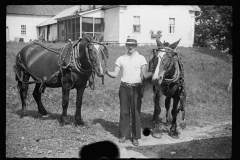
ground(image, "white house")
xmin=7 ymin=5 xmax=201 ymax=47
xmin=6 ymin=5 xmax=76 ymax=42
xmin=55 ymin=5 xmax=200 ymax=47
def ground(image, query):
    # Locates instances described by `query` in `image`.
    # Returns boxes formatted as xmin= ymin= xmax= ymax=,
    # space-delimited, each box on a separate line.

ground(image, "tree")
xmin=194 ymin=5 xmax=232 ymax=54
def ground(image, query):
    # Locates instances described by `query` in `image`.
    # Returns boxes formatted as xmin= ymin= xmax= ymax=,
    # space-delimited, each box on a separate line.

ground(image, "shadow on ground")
xmin=126 ymin=136 xmax=232 ymax=158
xmin=92 ymin=118 xmax=119 ymax=138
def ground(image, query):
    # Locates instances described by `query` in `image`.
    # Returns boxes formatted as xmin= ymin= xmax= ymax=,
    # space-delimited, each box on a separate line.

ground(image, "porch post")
xmin=80 ymin=16 xmax=82 ymax=38
xmin=93 ymin=17 xmax=95 ymax=37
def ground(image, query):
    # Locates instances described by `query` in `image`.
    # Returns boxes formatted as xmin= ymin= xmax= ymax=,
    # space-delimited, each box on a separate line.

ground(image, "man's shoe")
xmin=119 ymin=137 xmax=127 ymax=143
xmin=132 ymin=139 xmax=139 ymax=146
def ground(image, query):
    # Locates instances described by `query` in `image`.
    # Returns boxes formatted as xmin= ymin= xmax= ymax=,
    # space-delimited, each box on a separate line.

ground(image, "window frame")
xmin=133 ymin=16 xmax=141 ymax=33
xmin=82 ymin=17 xmax=104 ymax=38
xmin=169 ymin=18 xmax=175 ymax=34
xmin=21 ymin=25 xmax=26 ymax=35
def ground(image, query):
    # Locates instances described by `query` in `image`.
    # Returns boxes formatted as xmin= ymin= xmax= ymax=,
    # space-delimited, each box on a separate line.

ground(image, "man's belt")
xmin=121 ymin=82 xmax=140 ymax=87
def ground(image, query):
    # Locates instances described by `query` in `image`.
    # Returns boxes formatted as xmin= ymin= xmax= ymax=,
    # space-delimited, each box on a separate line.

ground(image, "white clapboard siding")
xmin=6 ymin=14 xmax=51 ymax=42
xmin=104 ymin=7 xmax=119 ymax=42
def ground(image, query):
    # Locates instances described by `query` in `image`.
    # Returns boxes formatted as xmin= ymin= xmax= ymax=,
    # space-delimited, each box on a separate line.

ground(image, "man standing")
xmin=105 ymin=36 xmax=153 ymax=146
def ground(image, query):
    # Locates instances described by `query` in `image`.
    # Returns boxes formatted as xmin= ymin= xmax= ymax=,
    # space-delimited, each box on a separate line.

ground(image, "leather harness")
xmin=149 ymin=47 xmax=186 ymax=97
xmin=14 ymin=38 xmax=108 ymax=92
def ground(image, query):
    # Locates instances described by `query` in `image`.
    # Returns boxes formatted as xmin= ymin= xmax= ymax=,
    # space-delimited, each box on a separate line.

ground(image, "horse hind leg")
xmin=169 ymin=95 xmax=180 ymax=138
xmin=32 ymin=83 xmax=48 ymax=116
xmin=165 ymin=97 xmax=172 ymax=125
xmin=17 ymin=69 xmax=30 ymax=118
xmin=60 ymin=87 xmax=71 ymax=126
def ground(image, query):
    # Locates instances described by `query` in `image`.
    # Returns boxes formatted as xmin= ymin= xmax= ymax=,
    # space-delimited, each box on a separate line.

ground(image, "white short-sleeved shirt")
xmin=115 ymin=51 xmax=147 ymax=84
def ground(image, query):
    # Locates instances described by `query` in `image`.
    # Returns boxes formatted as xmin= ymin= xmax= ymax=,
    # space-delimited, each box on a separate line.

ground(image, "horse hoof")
xmin=20 ymin=112 xmax=27 ymax=118
xmin=169 ymin=130 xmax=179 ymax=139
xmin=60 ymin=116 xmax=70 ymax=126
xmin=151 ymin=126 xmax=162 ymax=139
xmin=74 ymin=121 xmax=85 ymax=127
xmin=180 ymin=121 xmax=187 ymax=129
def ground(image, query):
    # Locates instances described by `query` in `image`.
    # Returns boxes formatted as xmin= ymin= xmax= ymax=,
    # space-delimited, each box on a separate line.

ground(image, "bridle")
xmin=149 ymin=47 xmax=179 ymax=82
xmin=58 ymin=38 xmax=108 ymax=90
xmin=85 ymin=41 xmax=108 ymax=75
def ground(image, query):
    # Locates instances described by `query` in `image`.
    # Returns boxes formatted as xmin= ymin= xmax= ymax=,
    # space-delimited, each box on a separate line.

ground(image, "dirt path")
xmin=118 ymin=120 xmax=232 ymax=158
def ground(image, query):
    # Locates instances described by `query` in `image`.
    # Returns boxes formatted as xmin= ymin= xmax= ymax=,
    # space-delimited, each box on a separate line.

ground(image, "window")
xmin=82 ymin=17 xmax=94 ymax=37
xmin=82 ymin=17 xmax=104 ymax=38
xmin=94 ymin=18 xmax=104 ymax=37
xmin=21 ymin=25 xmax=26 ymax=35
xmin=133 ymin=16 xmax=140 ymax=33
xmin=169 ymin=18 xmax=175 ymax=33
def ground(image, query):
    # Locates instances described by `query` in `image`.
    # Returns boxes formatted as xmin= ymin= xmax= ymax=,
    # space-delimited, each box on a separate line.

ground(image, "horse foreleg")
xmin=152 ymin=86 xmax=161 ymax=123
xmin=165 ymin=97 xmax=172 ymax=125
xmin=17 ymin=70 xmax=30 ymax=118
xmin=179 ymin=91 xmax=187 ymax=129
xmin=60 ymin=87 xmax=70 ymax=126
xmin=74 ymin=86 xmax=86 ymax=126
xmin=33 ymin=83 xmax=48 ymax=116
xmin=169 ymin=95 xmax=180 ymax=138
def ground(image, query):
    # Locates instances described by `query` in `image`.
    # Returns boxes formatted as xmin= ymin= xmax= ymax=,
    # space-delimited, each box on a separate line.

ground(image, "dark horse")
xmin=142 ymin=37 xmax=187 ymax=138
xmin=13 ymin=33 xmax=108 ymax=126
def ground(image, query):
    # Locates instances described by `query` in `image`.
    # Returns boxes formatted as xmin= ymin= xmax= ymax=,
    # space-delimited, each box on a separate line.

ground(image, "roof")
xmin=6 ymin=5 xmax=76 ymax=16
xmin=79 ymin=8 xmax=102 ymax=16
xmin=37 ymin=5 xmax=80 ymax=27
xmin=188 ymin=5 xmax=201 ymax=12
xmin=37 ymin=5 xmax=104 ymax=27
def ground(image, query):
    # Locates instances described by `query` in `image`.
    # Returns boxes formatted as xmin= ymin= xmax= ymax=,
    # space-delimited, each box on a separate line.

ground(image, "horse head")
xmin=81 ymin=32 xmax=108 ymax=77
xmin=150 ymin=38 xmax=181 ymax=85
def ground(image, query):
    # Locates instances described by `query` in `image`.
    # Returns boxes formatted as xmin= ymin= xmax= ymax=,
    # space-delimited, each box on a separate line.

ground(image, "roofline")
xmin=79 ymin=8 xmax=102 ymax=15
xmin=54 ymin=14 xmax=81 ymax=22
xmin=101 ymin=5 xmax=119 ymax=10
xmin=7 ymin=13 xmax=53 ymax=17
xmin=188 ymin=5 xmax=201 ymax=12
xmin=55 ymin=8 xmax=102 ymax=21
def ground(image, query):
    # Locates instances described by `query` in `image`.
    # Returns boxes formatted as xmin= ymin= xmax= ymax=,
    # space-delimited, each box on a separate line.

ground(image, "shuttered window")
xmin=133 ymin=16 xmax=140 ymax=33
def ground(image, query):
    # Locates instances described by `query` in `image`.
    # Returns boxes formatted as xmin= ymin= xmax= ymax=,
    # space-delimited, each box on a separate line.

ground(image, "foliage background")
xmin=194 ymin=5 xmax=232 ymax=54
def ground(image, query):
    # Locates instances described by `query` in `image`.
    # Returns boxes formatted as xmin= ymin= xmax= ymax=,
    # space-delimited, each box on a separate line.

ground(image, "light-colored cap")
xmin=125 ymin=36 xmax=137 ymax=44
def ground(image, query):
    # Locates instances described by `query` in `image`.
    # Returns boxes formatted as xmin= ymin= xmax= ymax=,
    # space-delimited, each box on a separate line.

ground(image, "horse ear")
xmin=156 ymin=36 xmax=162 ymax=47
xmin=99 ymin=34 xmax=104 ymax=42
xmin=169 ymin=38 xmax=181 ymax=50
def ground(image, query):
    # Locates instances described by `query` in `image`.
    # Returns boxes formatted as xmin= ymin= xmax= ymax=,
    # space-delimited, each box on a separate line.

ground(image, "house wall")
xmin=6 ymin=14 xmax=51 ymax=42
xmin=103 ymin=7 xmax=119 ymax=42
xmin=118 ymin=5 xmax=196 ymax=47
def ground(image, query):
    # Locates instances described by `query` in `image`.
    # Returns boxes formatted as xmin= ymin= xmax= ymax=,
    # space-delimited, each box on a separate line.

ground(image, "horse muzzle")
xmin=152 ymin=71 xmax=165 ymax=85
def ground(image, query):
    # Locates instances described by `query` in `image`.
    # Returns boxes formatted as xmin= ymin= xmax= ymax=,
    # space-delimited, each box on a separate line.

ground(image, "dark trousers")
xmin=118 ymin=82 xmax=142 ymax=140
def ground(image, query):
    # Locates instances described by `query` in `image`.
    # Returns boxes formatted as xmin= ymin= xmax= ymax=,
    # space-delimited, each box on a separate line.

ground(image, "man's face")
xmin=126 ymin=44 xmax=137 ymax=53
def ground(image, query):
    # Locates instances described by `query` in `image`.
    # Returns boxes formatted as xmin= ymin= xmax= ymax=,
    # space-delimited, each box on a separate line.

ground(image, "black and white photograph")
xmin=6 ymin=5 xmax=232 ymax=158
